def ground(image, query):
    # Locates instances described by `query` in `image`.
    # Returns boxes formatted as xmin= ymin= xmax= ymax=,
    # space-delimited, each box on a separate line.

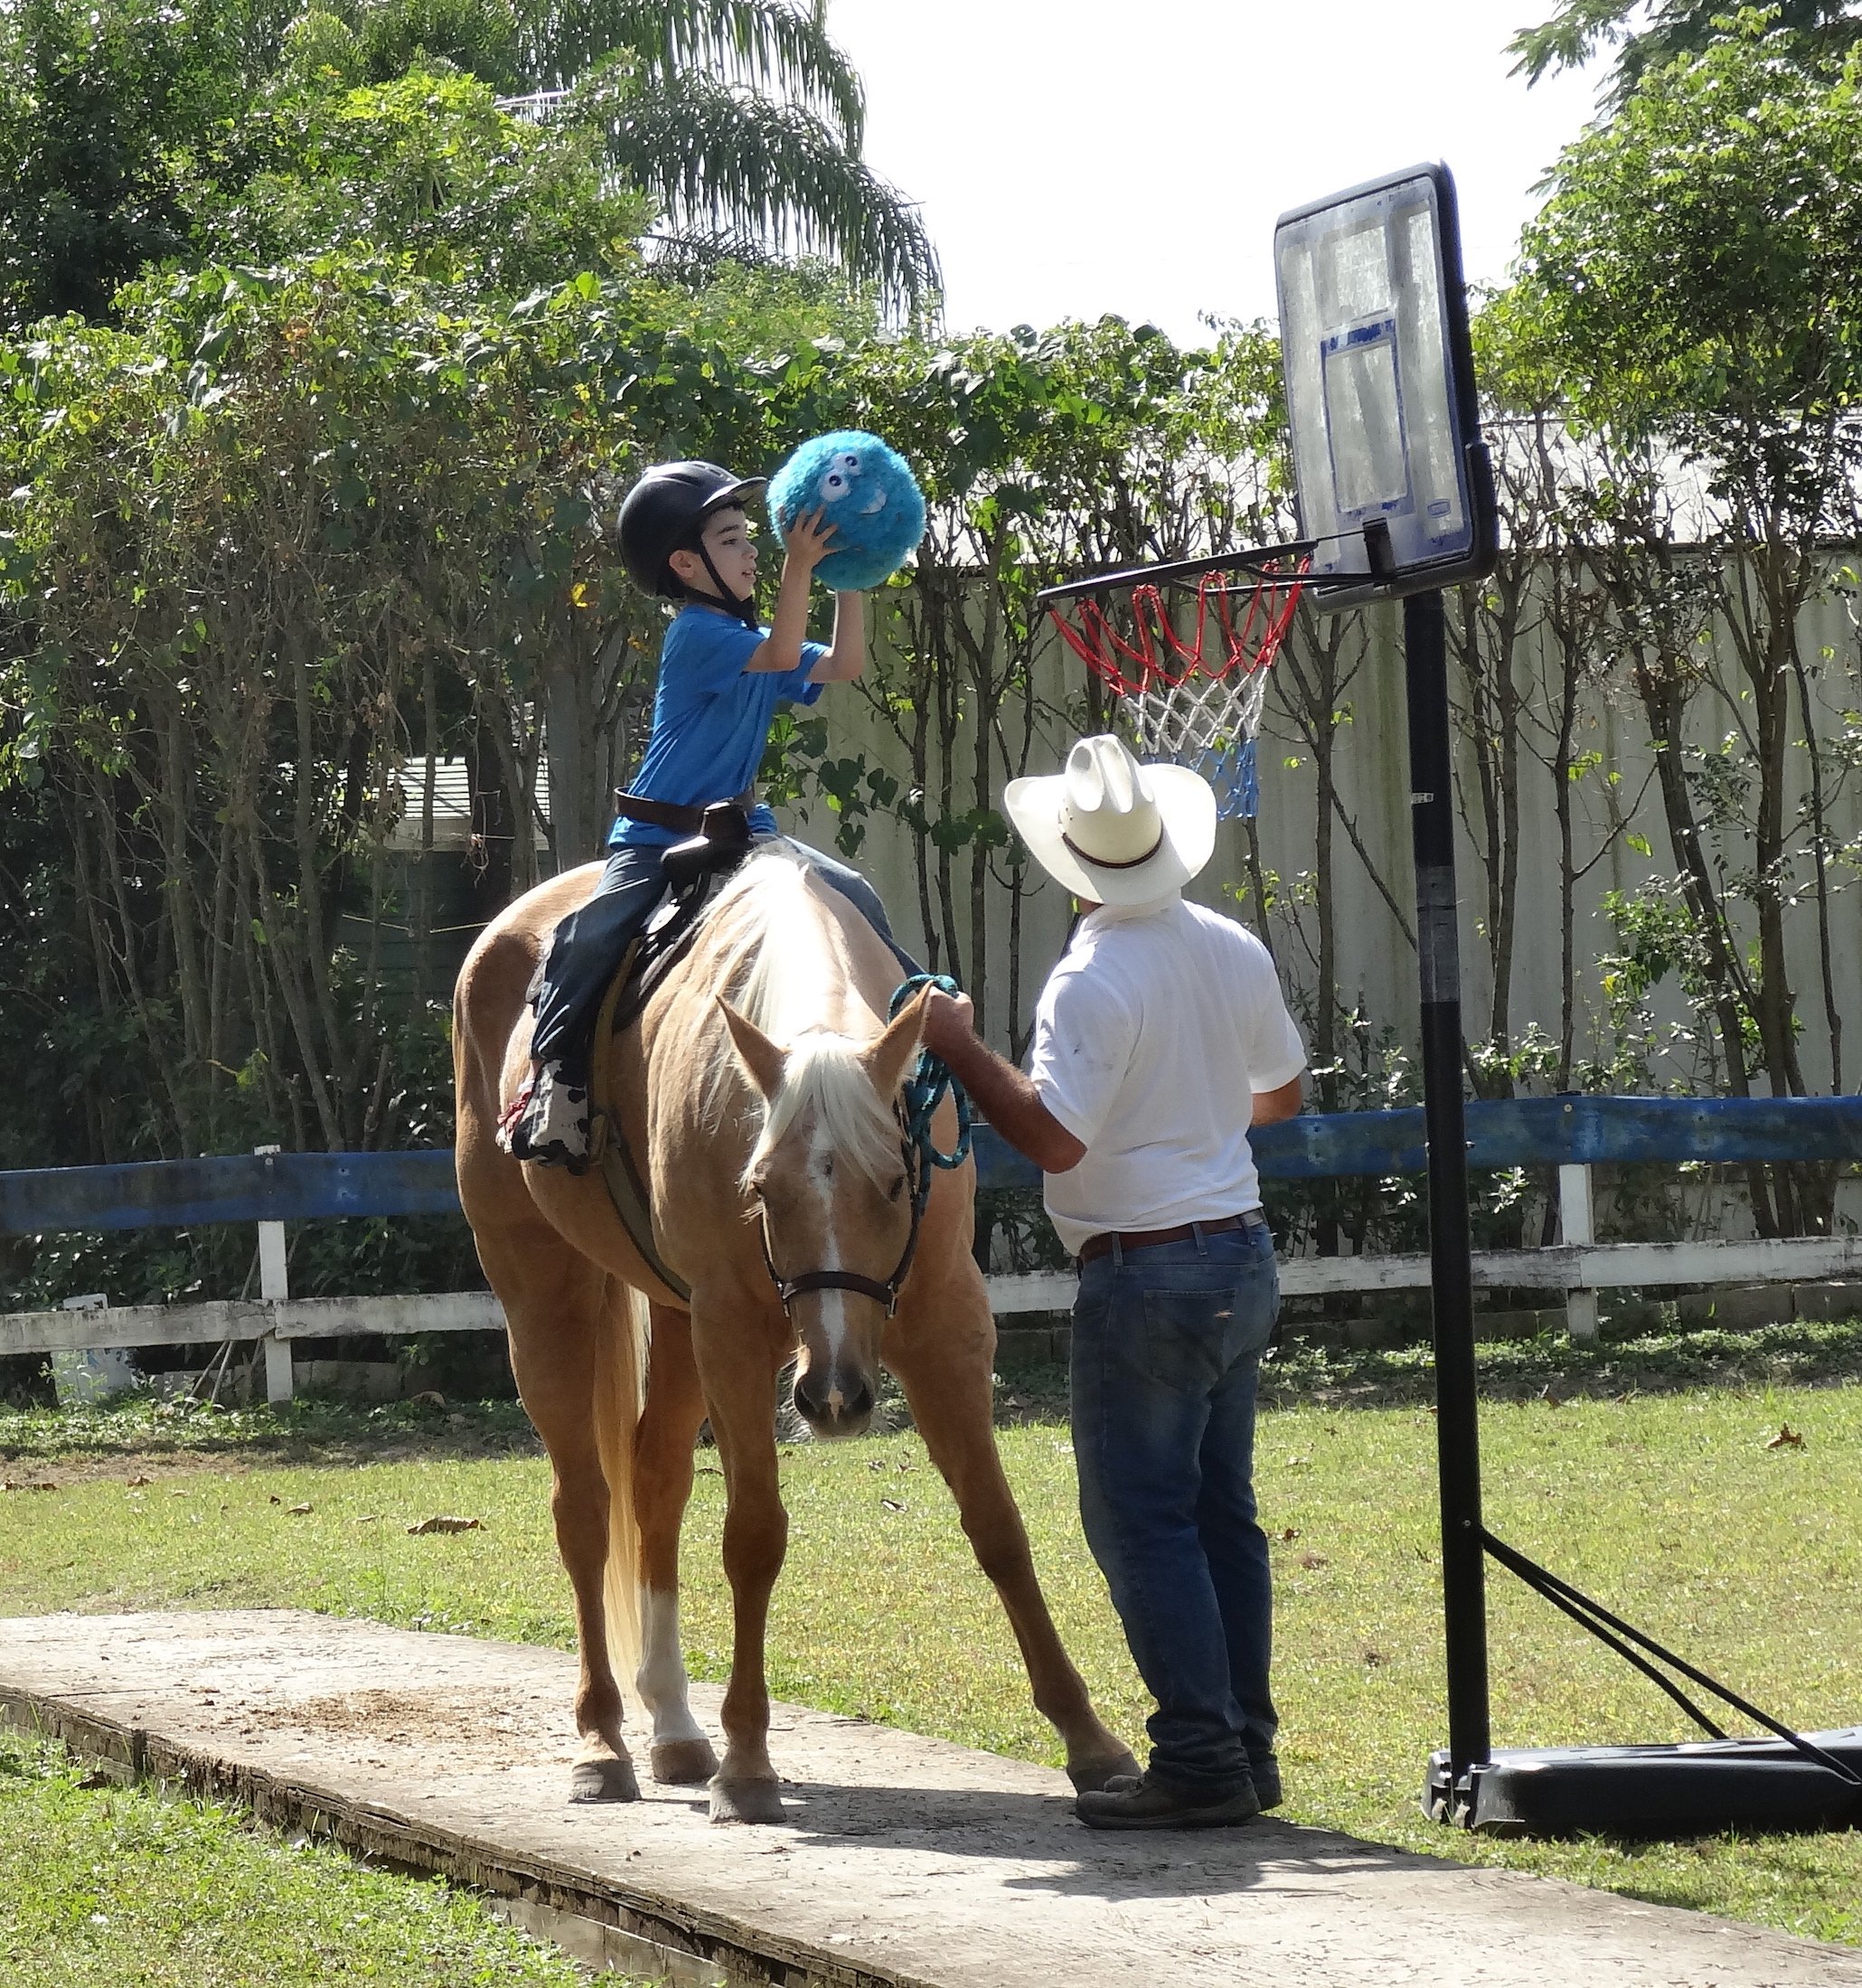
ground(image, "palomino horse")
xmin=454 ymin=849 xmax=1138 ymax=1823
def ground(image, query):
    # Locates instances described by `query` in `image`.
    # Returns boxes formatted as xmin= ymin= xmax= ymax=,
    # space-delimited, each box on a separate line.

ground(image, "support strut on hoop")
xmin=1431 ymin=1526 xmax=1862 ymax=1835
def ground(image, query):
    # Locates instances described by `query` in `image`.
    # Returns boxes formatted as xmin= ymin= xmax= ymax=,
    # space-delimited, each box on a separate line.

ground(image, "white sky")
xmin=827 ymin=0 xmax=1608 ymax=342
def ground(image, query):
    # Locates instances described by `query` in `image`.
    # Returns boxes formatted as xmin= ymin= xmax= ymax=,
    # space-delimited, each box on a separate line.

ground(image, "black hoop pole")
xmin=1402 ymin=587 xmax=1491 ymax=1799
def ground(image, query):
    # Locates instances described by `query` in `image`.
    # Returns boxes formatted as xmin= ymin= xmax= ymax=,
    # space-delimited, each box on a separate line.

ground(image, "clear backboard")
xmin=1274 ymin=163 xmax=1497 ymax=608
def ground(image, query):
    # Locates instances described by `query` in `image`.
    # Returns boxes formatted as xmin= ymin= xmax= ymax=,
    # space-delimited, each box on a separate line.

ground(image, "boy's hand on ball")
xmin=782 ymin=505 xmax=839 ymax=572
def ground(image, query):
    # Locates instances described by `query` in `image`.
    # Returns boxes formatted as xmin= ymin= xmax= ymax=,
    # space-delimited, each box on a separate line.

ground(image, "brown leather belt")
xmin=614 ymin=787 xmax=757 ymax=837
xmin=1077 ymin=1209 xmax=1266 ymax=1265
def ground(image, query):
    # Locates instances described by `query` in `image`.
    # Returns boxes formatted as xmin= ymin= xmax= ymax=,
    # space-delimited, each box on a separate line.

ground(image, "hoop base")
xmin=1428 ymin=1729 xmax=1862 ymax=1836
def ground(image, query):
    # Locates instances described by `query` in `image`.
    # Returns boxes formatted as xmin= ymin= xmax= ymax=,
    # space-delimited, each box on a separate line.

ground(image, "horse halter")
xmin=754 ymin=1107 xmax=924 ymax=1320
xmin=751 ymin=975 xmax=970 ymax=1322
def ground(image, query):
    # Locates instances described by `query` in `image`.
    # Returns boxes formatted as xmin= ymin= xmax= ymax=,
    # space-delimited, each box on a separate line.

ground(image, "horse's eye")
xmin=889 ymin=1174 xmax=907 ymax=1202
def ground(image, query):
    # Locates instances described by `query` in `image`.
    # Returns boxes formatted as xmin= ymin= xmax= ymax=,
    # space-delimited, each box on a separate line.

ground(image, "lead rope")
xmin=889 ymin=974 xmax=973 ymax=1223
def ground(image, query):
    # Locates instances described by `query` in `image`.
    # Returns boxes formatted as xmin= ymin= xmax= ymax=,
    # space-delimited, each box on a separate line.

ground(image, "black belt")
xmin=614 ymin=787 xmax=756 ymax=837
xmin=1077 ymin=1209 xmax=1267 ymax=1265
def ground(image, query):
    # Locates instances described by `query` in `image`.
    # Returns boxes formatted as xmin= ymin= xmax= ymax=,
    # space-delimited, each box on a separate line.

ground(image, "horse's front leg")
xmin=694 ymin=1312 xmax=790 ymax=1824
xmin=494 ymin=1242 xmax=643 ymax=1803
xmin=633 ymin=1302 xmax=719 ymax=1785
xmin=888 ymin=1261 xmax=1143 ymax=1794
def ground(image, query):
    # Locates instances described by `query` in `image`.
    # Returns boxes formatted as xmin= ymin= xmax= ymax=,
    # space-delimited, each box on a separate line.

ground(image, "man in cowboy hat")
xmin=921 ymin=734 xmax=1305 ymax=1832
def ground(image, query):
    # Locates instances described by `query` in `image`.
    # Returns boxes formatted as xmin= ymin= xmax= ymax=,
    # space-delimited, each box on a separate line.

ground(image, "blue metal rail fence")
xmin=2 ymin=1097 xmax=1857 ymax=1238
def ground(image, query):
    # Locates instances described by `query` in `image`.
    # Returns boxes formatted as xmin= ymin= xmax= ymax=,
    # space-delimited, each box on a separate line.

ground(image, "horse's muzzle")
xmin=792 ymin=1364 xmax=877 ymax=1438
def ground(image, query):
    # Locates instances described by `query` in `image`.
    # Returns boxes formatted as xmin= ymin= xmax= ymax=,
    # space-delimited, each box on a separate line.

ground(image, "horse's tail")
xmin=592 ymin=1278 xmax=650 ymax=1695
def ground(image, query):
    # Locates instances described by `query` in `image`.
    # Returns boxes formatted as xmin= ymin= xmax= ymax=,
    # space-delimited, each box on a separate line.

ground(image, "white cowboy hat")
xmin=1003 ymin=735 xmax=1217 ymax=906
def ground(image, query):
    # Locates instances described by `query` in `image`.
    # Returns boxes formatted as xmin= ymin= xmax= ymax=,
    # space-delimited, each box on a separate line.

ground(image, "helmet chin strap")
xmin=691 ymin=542 xmax=759 ymax=628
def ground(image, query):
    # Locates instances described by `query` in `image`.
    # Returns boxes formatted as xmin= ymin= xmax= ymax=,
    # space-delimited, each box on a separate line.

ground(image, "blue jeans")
xmin=1070 ymin=1220 xmax=1280 ymax=1794
xmin=531 ymin=834 xmax=919 ymax=1081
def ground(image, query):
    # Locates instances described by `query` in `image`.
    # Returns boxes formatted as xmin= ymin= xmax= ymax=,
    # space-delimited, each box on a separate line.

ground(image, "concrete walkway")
xmin=2 ymin=1611 xmax=1857 ymax=1988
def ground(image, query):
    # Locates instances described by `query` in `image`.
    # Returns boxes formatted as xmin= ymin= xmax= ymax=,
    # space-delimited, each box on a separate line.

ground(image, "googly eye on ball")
xmin=766 ymin=430 xmax=926 ymax=592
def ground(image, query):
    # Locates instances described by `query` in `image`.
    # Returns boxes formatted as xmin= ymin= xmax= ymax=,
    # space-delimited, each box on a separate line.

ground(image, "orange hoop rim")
xmin=1045 ymin=561 xmax=1308 ymax=700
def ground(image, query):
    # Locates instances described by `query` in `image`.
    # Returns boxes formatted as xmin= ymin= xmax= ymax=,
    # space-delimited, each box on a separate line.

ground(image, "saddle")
xmin=585 ymin=796 xmax=756 ymax=1304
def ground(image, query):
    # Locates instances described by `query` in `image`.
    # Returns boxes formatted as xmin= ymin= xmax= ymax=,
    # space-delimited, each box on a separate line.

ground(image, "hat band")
xmin=1060 ymin=824 xmax=1165 ymax=872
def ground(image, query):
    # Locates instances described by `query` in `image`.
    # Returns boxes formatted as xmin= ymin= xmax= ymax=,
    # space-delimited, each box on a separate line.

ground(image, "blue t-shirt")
xmin=609 ymin=606 xmax=826 ymax=848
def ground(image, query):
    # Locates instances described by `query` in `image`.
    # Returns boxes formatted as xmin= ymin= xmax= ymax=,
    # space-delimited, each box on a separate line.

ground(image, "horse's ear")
xmin=718 ymin=997 xmax=786 ymax=1099
xmin=861 ymin=986 xmax=928 ymax=1098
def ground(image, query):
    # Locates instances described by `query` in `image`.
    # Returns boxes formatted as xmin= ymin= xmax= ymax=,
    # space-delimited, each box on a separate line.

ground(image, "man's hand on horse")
xmin=921 ymin=987 xmax=975 ymax=1060
xmin=918 ymin=987 xmax=1084 ymax=1173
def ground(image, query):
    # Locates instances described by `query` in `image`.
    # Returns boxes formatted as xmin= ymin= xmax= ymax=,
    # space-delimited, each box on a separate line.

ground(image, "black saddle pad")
xmin=609 ymin=844 xmax=744 ymax=1035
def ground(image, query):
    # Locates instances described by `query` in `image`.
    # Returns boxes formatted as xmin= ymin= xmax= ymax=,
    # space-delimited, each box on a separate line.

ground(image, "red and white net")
xmin=1045 ymin=563 xmax=1306 ymax=819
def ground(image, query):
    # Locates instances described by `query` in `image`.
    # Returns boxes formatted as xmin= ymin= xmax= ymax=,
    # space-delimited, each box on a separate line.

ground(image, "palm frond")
xmin=591 ymin=71 xmax=938 ymax=317
xmin=516 ymin=0 xmax=864 ymax=142
xmin=639 ymin=226 xmax=784 ymax=285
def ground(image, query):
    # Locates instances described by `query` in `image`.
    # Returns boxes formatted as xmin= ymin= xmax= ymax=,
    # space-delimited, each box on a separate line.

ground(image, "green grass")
xmin=0 ymin=1724 xmax=618 ymax=1987
xmin=4 ymin=1344 xmax=1862 ymax=1955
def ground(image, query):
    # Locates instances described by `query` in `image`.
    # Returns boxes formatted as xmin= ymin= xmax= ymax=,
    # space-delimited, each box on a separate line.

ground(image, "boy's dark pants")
xmin=530 ymin=836 xmax=919 ymax=1085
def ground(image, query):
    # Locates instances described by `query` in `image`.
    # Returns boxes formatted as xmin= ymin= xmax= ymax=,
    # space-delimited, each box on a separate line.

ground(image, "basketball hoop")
xmin=1042 ymin=558 xmax=1308 ymax=821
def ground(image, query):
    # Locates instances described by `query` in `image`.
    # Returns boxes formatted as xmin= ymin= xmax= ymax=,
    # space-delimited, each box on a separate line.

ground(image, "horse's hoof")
xmin=653 ymin=1736 xmax=719 ymax=1785
xmin=709 ymin=1775 xmax=785 ymax=1825
xmin=1067 ymin=1749 xmax=1143 ymax=1795
xmin=569 ymin=1753 xmax=641 ymax=1803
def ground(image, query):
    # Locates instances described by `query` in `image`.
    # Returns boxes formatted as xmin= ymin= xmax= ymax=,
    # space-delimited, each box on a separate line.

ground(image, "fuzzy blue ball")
xmin=766 ymin=430 xmax=926 ymax=591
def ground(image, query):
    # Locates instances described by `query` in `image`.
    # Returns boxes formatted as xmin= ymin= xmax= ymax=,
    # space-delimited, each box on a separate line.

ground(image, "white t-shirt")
xmin=1027 ymin=894 xmax=1306 ymax=1255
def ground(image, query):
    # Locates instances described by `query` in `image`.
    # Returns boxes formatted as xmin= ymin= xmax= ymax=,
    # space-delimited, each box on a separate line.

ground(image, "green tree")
xmin=1 ymin=258 xmax=625 ymax=1157
xmin=352 ymin=0 xmax=523 ymax=89
xmin=0 ymin=0 xmax=249 ymax=325
xmin=579 ymin=66 xmax=936 ymax=316
xmin=0 ymin=247 xmax=860 ymax=1173
xmin=1510 ymin=0 xmax=1862 ymax=99
xmin=306 ymin=0 xmax=940 ymax=312
xmin=1496 ymin=11 xmax=1862 ymax=1227
xmin=195 ymin=68 xmax=652 ymax=292
xmin=0 ymin=0 xmax=936 ymax=333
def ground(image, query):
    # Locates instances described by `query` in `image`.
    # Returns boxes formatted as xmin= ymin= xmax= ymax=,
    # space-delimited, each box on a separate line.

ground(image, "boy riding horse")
xmin=501 ymin=458 xmax=914 ymax=1169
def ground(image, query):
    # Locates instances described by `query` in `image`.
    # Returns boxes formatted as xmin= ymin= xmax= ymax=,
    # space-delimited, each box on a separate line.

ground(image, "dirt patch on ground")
xmin=281 ymin=1685 xmax=551 ymax=1757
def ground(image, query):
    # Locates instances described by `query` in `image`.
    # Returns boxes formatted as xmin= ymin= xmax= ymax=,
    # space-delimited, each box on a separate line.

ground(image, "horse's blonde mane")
xmin=701 ymin=853 xmax=902 ymax=1190
xmin=744 ymin=1032 xmax=902 ymax=1189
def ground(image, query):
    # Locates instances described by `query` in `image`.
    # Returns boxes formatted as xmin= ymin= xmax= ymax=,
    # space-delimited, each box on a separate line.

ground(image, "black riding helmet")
xmin=616 ymin=460 xmax=766 ymax=627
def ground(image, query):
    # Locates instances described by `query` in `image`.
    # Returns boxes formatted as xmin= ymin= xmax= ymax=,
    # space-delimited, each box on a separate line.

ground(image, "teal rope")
xmin=889 ymin=973 xmax=973 ymax=1212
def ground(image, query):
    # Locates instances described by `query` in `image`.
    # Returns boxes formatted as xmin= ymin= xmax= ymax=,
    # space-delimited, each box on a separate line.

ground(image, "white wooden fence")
xmin=6 ymin=1153 xmax=1857 ymax=1404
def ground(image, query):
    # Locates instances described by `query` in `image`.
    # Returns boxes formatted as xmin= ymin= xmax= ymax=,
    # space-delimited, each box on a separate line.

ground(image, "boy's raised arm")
xmin=808 ymin=592 xmax=868 ymax=683
xmin=745 ymin=508 xmax=835 ymax=674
